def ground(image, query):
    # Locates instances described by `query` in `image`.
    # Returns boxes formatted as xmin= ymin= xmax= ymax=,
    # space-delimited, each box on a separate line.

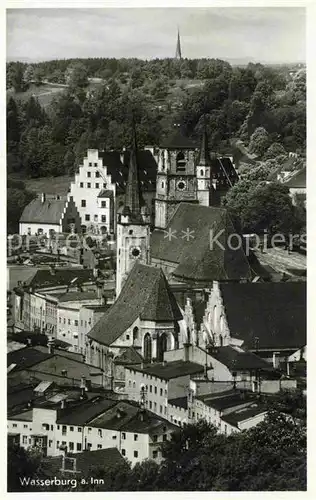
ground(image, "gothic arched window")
xmin=176 ymin=152 xmax=186 ymax=172
xmin=133 ymin=326 xmax=139 ymax=343
xmin=143 ymin=333 xmax=152 ymax=362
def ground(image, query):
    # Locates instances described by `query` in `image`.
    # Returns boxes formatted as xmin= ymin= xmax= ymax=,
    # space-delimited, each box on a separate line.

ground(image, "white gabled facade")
xmin=68 ymin=149 xmax=116 ymax=235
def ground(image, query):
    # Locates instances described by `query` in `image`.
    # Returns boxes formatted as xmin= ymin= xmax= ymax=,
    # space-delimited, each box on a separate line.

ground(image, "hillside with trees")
xmin=6 ymin=58 xmax=306 ymax=234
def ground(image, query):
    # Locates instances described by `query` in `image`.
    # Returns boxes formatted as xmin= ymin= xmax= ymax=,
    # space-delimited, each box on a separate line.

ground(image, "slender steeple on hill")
xmin=175 ymin=28 xmax=182 ymax=60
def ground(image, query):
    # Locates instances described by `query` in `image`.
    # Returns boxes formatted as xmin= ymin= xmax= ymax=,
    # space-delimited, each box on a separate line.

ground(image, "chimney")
xmin=41 ymin=193 xmax=46 ymax=203
xmin=139 ymin=409 xmax=145 ymax=422
xmin=48 ymin=337 xmax=55 ymax=355
xmin=61 ymin=399 xmax=66 ymax=409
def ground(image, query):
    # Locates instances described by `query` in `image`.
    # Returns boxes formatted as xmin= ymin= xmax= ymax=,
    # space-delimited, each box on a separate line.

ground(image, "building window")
xmin=153 ymin=450 xmax=158 ymax=459
xmin=200 ymin=169 xmax=204 ymax=176
xmin=23 ymin=424 xmax=28 ymax=429
xmin=87 ymin=172 xmax=91 ymax=178
xmin=101 ymin=201 xmax=106 ymax=208
xmin=62 ymin=441 xmax=66 ymax=446
xmin=70 ymin=426 xmax=74 ymax=432
xmin=57 ymin=441 xmax=60 ymax=448
xmin=150 ymin=385 xmax=152 ymax=393
xmin=134 ymin=434 xmax=138 ymax=441
xmin=176 ymin=152 xmax=186 ymax=172
xmin=163 ymin=434 xmax=167 ymax=442
xmin=149 ymin=401 xmax=152 ymax=409
xmin=62 ymin=425 xmax=67 ymax=435
xmin=101 ymin=215 xmax=106 ymax=223
xmin=74 ymin=320 xmax=78 ymax=327
xmin=161 ymin=182 xmax=164 ymax=189
xmin=57 ymin=425 xmax=60 ymax=430
xmin=89 ymin=162 xmax=92 ymax=167
xmin=112 ymin=435 xmax=117 ymax=440
xmin=98 ymin=429 xmax=102 ymax=438
xmin=126 ymin=334 xmax=130 ymax=340
xmin=69 ymin=442 xmax=74 ymax=451
xmin=63 ymin=318 xmax=66 ymax=324
xmin=88 ymin=428 xmax=92 ymax=434
xmin=94 ymin=163 xmax=98 ymax=167
xmin=87 ymin=183 xmax=91 ymax=188
xmin=22 ymin=436 xmax=28 ymax=444
xmin=50 ymin=425 xmax=53 ymax=431
xmin=85 ymin=215 xmax=90 ymax=222
xmin=87 ymin=443 xmax=92 ymax=449
xmin=122 ymin=432 xmax=126 ymax=440
xmin=154 ymin=386 xmax=157 ymax=394
xmin=153 ymin=435 xmax=158 ymax=443
xmin=97 ymin=444 xmax=102 ymax=449
xmin=80 ymin=182 xmax=83 ymax=188
xmin=103 ymin=183 xmax=106 ymax=188
xmin=95 ymin=183 xmax=99 ymax=189
xmin=154 ymin=402 xmax=157 ymax=411
xmin=134 ymin=451 xmax=138 ymax=458
xmin=122 ymin=449 xmax=126 ymax=456
xmin=68 ymin=319 xmax=71 ymax=325
xmin=160 ymin=388 xmax=163 ymax=396
xmin=77 ymin=443 xmax=82 ymax=451
xmin=160 ymin=405 xmax=162 ymax=413
xmin=96 ymin=171 xmax=100 ymax=178
xmin=94 ymin=215 xmax=98 ymax=222
xmin=12 ymin=424 xmax=17 ymax=428
xmin=81 ymin=200 xmax=86 ymax=207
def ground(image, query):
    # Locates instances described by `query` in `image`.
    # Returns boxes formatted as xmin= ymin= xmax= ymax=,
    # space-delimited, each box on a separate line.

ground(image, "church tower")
xmin=196 ymin=124 xmax=216 ymax=207
xmin=154 ymin=125 xmax=198 ymax=229
xmin=116 ymin=125 xmax=151 ymax=297
xmin=175 ymin=28 xmax=182 ymax=60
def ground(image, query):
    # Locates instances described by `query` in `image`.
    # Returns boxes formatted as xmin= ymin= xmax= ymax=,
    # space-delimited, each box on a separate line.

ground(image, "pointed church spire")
xmin=124 ymin=120 xmax=143 ymax=221
xmin=198 ymin=119 xmax=212 ymax=166
xmin=175 ymin=28 xmax=182 ymax=60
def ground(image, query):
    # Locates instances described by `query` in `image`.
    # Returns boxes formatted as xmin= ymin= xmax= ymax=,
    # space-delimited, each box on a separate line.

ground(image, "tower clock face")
xmin=130 ymin=246 xmax=141 ymax=258
xmin=176 ymin=180 xmax=187 ymax=191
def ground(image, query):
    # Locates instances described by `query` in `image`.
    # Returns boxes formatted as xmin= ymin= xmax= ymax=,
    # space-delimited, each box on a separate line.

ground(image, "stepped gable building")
xmin=154 ymin=125 xmax=238 ymax=229
xmin=184 ymin=280 xmax=306 ymax=367
xmin=151 ymin=203 xmax=251 ymax=285
xmin=19 ymin=194 xmax=81 ymax=236
xmin=68 ymin=148 xmax=157 ymax=236
xmin=116 ymin=125 xmax=151 ymax=296
xmin=86 ymin=262 xmax=184 ymax=387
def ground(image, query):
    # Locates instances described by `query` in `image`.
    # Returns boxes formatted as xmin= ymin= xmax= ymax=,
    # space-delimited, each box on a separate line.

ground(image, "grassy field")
xmin=24 ymin=175 xmax=73 ymax=195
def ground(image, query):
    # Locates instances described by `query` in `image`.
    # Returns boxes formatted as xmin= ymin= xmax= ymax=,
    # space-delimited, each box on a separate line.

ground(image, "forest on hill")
xmin=6 ymin=58 xmax=306 ymax=234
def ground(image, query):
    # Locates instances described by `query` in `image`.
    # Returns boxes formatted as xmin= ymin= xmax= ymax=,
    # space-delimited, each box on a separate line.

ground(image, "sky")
xmin=6 ymin=7 xmax=306 ymax=64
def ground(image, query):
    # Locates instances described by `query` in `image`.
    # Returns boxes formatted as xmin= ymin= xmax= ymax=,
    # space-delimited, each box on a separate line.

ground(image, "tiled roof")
xmin=7 ymin=347 xmax=52 ymax=372
xmin=128 ymin=360 xmax=204 ymax=381
xmin=98 ymin=150 xmax=157 ymax=194
xmin=284 ymin=167 xmax=306 ymax=188
xmin=114 ymin=347 xmax=143 ymax=366
xmin=209 ymin=346 xmax=273 ymax=371
xmin=219 ymin=282 xmax=306 ymax=350
xmin=20 ymin=198 xmax=66 ymax=224
xmin=88 ymin=401 xmax=177 ymax=433
xmin=41 ymin=448 xmax=125 ymax=477
xmin=57 ymin=398 xmax=117 ymax=425
xmin=221 ymin=404 xmax=267 ymax=427
xmin=24 ymin=268 xmax=95 ymax=290
xmin=88 ymin=263 xmax=182 ymax=346
xmin=151 ymin=203 xmax=251 ymax=284
xmin=198 ymin=391 xmax=255 ymax=411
